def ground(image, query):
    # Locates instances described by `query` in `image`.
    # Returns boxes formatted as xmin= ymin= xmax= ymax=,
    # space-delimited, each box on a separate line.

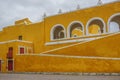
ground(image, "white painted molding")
xmin=67 ymin=21 xmax=85 ymax=38
xmin=45 ymin=37 xmax=101 ymax=46
xmin=40 ymin=54 xmax=120 ymax=60
xmin=46 ymin=32 xmax=114 ymax=46
xmin=16 ymin=53 xmax=120 ymax=60
xmin=107 ymin=13 xmax=120 ymax=32
xmin=49 ymin=32 xmax=111 ymax=42
xmin=0 ymin=40 xmax=32 ymax=44
xmin=50 ymin=24 xmax=66 ymax=40
xmin=86 ymin=17 xmax=106 ymax=35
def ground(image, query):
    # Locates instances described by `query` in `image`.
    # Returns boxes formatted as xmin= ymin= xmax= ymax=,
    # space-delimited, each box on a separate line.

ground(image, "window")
xmin=18 ymin=36 xmax=22 ymax=40
xmin=20 ymin=47 xmax=24 ymax=54
xmin=51 ymin=24 xmax=66 ymax=40
xmin=86 ymin=18 xmax=105 ymax=35
xmin=108 ymin=13 xmax=120 ymax=33
xmin=19 ymin=46 xmax=25 ymax=54
xmin=0 ymin=60 xmax=1 ymax=72
xmin=68 ymin=21 xmax=84 ymax=38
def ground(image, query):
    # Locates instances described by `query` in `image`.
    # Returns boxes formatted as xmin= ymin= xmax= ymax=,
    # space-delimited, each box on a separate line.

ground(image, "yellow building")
xmin=0 ymin=1 xmax=120 ymax=73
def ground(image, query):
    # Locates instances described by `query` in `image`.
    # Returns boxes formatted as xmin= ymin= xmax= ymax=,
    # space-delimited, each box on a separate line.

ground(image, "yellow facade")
xmin=0 ymin=1 xmax=120 ymax=73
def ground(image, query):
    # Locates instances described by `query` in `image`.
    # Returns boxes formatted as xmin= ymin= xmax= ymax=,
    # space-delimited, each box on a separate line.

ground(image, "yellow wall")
xmin=0 ymin=1 xmax=120 ymax=73
xmin=0 ymin=41 xmax=33 ymax=72
xmin=15 ymin=55 xmax=120 ymax=73
xmin=0 ymin=1 xmax=120 ymax=53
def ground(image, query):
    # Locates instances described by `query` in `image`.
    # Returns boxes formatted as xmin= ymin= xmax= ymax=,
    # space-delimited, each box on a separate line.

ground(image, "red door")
xmin=9 ymin=47 xmax=13 ymax=54
xmin=8 ymin=60 xmax=13 ymax=71
xmin=0 ymin=60 xmax=1 ymax=72
xmin=7 ymin=47 xmax=13 ymax=58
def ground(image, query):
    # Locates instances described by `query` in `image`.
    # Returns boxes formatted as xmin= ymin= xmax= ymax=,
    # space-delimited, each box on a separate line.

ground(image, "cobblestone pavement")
xmin=0 ymin=73 xmax=120 ymax=80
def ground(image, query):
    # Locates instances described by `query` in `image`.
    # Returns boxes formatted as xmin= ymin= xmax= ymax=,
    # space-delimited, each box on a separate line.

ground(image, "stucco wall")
xmin=0 ymin=1 xmax=120 ymax=73
xmin=14 ymin=55 xmax=120 ymax=73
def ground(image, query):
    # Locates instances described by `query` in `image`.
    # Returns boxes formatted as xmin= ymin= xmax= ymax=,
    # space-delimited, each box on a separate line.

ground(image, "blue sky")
xmin=0 ymin=0 xmax=116 ymax=29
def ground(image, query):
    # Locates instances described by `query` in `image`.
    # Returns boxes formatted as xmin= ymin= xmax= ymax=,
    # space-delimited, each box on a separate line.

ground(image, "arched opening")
xmin=108 ymin=14 xmax=120 ymax=33
xmin=51 ymin=25 xmax=66 ymax=40
xmin=68 ymin=21 xmax=84 ymax=38
xmin=58 ymin=30 xmax=65 ymax=38
xmin=86 ymin=18 xmax=105 ymax=35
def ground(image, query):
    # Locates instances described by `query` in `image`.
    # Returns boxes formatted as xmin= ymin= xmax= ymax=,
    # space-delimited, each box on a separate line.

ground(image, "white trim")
xmin=86 ymin=17 xmax=106 ymax=35
xmin=107 ymin=13 xmax=120 ymax=33
xmin=16 ymin=54 xmax=120 ymax=61
xmin=44 ymin=37 xmax=100 ymax=53
xmin=0 ymin=40 xmax=32 ymax=44
xmin=40 ymin=54 xmax=120 ymax=60
xmin=7 ymin=59 xmax=14 ymax=72
xmin=67 ymin=21 xmax=85 ymax=38
xmin=58 ymin=30 xmax=64 ymax=37
xmin=47 ymin=32 xmax=111 ymax=42
xmin=18 ymin=46 xmax=26 ymax=54
xmin=45 ymin=33 xmax=113 ymax=46
xmin=50 ymin=24 xmax=66 ymax=40
xmin=45 ymin=37 xmax=101 ymax=45
xmin=43 ymin=31 xmax=120 ymax=54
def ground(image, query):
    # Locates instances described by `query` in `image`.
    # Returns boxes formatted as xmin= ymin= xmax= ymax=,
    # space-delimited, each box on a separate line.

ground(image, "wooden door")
xmin=7 ymin=47 xmax=13 ymax=58
xmin=0 ymin=60 xmax=1 ymax=72
xmin=8 ymin=60 xmax=13 ymax=71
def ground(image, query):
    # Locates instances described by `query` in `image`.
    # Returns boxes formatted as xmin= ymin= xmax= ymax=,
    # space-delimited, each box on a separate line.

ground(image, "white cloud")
xmin=0 ymin=0 xmax=117 ymax=29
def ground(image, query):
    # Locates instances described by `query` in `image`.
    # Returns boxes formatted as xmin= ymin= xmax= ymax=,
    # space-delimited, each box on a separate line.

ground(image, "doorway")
xmin=0 ymin=60 xmax=1 ymax=72
xmin=7 ymin=59 xmax=14 ymax=71
xmin=7 ymin=47 xmax=13 ymax=59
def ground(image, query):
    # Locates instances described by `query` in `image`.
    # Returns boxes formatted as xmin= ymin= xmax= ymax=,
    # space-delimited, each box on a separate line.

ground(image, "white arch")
xmin=67 ymin=21 xmax=85 ymax=38
xmin=108 ymin=13 xmax=120 ymax=33
xmin=50 ymin=24 xmax=66 ymax=40
xmin=86 ymin=17 xmax=106 ymax=35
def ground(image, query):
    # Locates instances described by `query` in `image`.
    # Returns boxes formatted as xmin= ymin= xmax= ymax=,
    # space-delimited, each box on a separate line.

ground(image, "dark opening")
xmin=70 ymin=23 xmax=83 ymax=37
xmin=8 ymin=60 xmax=13 ymax=71
xmin=18 ymin=36 xmax=22 ymax=40
xmin=53 ymin=26 xmax=65 ymax=39
xmin=7 ymin=47 xmax=13 ymax=59
xmin=89 ymin=20 xmax=104 ymax=33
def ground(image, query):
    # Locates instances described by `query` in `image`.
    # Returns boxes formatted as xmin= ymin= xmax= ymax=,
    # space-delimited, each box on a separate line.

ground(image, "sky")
xmin=0 ymin=0 xmax=117 ymax=29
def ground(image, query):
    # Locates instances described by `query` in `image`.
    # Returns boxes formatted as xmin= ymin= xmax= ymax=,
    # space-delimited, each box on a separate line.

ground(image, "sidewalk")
xmin=0 ymin=73 xmax=120 ymax=80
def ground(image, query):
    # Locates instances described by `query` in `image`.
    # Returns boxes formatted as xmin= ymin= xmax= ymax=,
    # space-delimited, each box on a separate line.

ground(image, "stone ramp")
xmin=44 ymin=32 xmax=120 ymax=58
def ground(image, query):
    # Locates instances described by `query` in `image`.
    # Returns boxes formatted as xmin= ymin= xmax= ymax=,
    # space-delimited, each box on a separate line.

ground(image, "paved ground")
xmin=0 ymin=73 xmax=120 ymax=80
